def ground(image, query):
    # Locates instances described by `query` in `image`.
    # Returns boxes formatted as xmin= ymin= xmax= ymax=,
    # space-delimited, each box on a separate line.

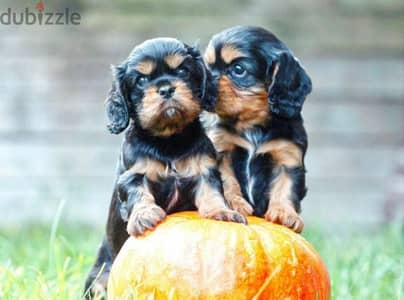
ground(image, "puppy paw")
xmin=202 ymin=208 xmax=247 ymax=224
xmin=265 ymin=203 xmax=304 ymax=233
xmin=127 ymin=204 xmax=166 ymax=237
xmin=228 ymin=195 xmax=254 ymax=216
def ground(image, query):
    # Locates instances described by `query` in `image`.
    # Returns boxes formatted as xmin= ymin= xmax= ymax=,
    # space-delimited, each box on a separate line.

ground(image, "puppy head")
xmin=105 ymin=38 xmax=216 ymax=136
xmin=204 ymin=26 xmax=312 ymax=123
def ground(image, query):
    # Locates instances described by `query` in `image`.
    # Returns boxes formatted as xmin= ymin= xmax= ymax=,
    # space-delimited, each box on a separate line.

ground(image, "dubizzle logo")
xmin=0 ymin=1 xmax=81 ymax=25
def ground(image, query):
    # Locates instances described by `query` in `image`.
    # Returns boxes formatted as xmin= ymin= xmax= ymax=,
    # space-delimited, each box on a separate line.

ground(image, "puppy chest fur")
xmin=212 ymin=125 xmax=305 ymax=216
xmin=131 ymin=155 xmax=217 ymax=214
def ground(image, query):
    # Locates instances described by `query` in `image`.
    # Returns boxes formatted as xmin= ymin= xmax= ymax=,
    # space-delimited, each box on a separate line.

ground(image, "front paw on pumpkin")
xmin=202 ymin=208 xmax=247 ymax=224
xmin=265 ymin=203 xmax=304 ymax=233
xmin=127 ymin=204 xmax=167 ymax=237
xmin=228 ymin=195 xmax=254 ymax=216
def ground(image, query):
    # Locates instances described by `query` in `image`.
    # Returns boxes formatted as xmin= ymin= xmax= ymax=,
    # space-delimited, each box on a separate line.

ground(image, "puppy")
xmin=204 ymin=26 xmax=312 ymax=233
xmin=84 ymin=37 xmax=245 ymax=298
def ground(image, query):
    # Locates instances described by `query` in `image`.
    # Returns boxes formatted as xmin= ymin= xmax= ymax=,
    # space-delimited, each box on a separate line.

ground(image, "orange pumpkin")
xmin=108 ymin=212 xmax=330 ymax=300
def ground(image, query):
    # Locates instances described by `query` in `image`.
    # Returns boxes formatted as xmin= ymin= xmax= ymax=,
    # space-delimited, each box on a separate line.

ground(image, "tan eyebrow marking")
xmin=204 ymin=42 xmax=216 ymax=65
xmin=164 ymin=53 xmax=185 ymax=69
xmin=221 ymin=44 xmax=244 ymax=64
xmin=134 ymin=60 xmax=156 ymax=75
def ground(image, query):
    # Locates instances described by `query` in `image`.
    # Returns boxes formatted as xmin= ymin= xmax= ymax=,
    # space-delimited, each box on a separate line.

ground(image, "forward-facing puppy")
xmin=84 ymin=37 xmax=245 ymax=298
xmin=204 ymin=26 xmax=312 ymax=233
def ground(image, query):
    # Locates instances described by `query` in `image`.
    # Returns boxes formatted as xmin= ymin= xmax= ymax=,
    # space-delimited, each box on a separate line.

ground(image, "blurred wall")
xmin=0 ymin=0 xmax=403 ymax=227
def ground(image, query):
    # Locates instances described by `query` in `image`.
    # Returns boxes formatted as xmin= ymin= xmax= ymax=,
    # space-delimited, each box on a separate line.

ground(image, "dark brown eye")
xmin=177 ymin=67 xmax=189 ymax=78
xmin=231 ymin=64 xmax=247 ymax=77
xmin=136 ymin=76 xmax=148 ymax=88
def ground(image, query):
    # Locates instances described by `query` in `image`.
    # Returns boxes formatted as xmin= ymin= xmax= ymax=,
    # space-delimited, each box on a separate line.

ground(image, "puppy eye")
xmin=136 ymin=76 xmax=148 ymax=88
xmin=177 ymin=67 xmax=189 ymax=78
xmin=231 ymin=64 xmax=247 ymax=77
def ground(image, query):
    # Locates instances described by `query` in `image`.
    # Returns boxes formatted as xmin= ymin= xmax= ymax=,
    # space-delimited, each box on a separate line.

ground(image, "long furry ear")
xmin=186 ymin=43 xmax=217 ymax=112
xmin=105 ymin=64 xmax=129 ymax=134
xmin=268 ymin=52 xmax=312 ymax=118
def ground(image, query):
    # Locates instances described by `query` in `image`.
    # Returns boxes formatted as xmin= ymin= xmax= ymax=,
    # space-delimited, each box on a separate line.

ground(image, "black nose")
xmin=158 ymin=85 xmax=175 ymax=99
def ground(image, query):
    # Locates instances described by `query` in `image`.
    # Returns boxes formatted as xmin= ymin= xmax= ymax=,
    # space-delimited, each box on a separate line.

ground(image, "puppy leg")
xmin=220 ymin=153 xmax=253 ymax=216
xmin=195 ymin=169 xmax=246 ymax=224
xmin=265 ymin=166 xmax=305 ymax=233
xmin=118 ymin=171 xmax=166 ymax=237
xmin=258 ymin=140 xmax=306 ymax=233
xmin=83 ymin=238 xmax=112 ymax=300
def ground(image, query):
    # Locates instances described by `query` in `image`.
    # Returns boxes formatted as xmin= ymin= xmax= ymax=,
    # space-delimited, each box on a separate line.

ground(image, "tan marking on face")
xmin=173 ymin=155 xmax=216 ymax=178
xmin=164 ymin=53 xmax=185 ymax=69
xmin=221 ymin=44 xmax=244 ymax=64
xmin=138 ymin=85 xmax=164 ymax=131
xmin=204 ymin=42 xmax=216 ymax=65
xmin=166 ymin=80 xmax=201 ymax=132
xmin=138 ymin=81 xmax=201 ymax=136
xmin=257 ymin=139 xmax=302 ymax=167
xmin=129 ymin=158 xmax=166 ymax=181
xmin=216 ymin=75 xmax=269 ymax=131
xmin=134 ymin=60 xmax=156 ymax=75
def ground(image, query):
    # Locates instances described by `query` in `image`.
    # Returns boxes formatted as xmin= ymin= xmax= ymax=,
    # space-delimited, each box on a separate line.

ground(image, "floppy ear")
xmin=186 ymin=43 xmax=217 ymax=112
xmin=105 ymin=64 xmax=130 ymax=134
xmin=267 ymin=52 xmax=312 ymax=118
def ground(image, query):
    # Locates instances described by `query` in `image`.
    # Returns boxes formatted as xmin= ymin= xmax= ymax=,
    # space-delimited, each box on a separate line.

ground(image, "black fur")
xmin=220 ymin=116 xmax=308 ymax=216
xmin=105 ymin=38 xmax=216 ymax=135
xmin=84 ymin=38 xmax=226 ymax=299
xmin=207 ymin=25 xmax=312 ymax=119
xmin=205 ymin=26 xmax=309 ymax=220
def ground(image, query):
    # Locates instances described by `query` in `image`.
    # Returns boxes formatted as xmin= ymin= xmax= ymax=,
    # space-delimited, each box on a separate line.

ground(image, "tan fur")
xmin=221 ymin=44 xmax=244 ymax=64
xmin=138 ymin=81 xmax=201 ymax=136
xmin=216 ymin=75 xmax=269 ymax=131
xmin=134 ymin=60 xmax=156 ymax=75
xmin=259 ymin=140 xmax=304 ymax=232
xmin=129 ymin=158 xmax=166 ymax=181
xmin=138 ymin=85 xmax=165 ymax=132
xmin=269 ymin=170 xmax=293 ymax=206
xmin=257 ymin=139 xmax=303 ymax=167
xmin=171 ymin=80 xmax=201 ymax=122
xmin=195 ymin=178 xmax=227 ymax=214
xmin=204 ymin=42 xmax=216 ymax=65
xmin=208 ymin=127 xmax=252 ymax=153
xmin=127 ymin=201 xmax=166 ymax=236
xmin=121 ymin=168 xmax=163 ymax=236
xmin=195 ymin=177 xmax=246 ymax=223
xmin=220 ymin=154 xmax=253 ymax=216
xmin=173 ymin=155 xmax=216 ymax=178
xmin=164 ymin=54 xmax=185 ymax=69
xmin=265 ymin=169 xmax=304 ymax=233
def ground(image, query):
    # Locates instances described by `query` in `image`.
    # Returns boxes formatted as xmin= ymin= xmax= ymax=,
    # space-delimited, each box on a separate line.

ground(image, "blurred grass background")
xmin=0 ymin=0 xmax=403 ymax=298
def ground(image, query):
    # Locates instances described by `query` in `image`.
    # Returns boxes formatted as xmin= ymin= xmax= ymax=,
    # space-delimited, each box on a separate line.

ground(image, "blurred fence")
xmin=0 ymin=0 xmax=403 ymax=227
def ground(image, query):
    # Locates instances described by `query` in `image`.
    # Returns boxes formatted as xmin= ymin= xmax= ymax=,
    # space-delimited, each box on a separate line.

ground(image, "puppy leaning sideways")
xmin=203 ymin=26 xmax=312 ymax=234
xmin=84 ymin=37 xmax=245 ymax=299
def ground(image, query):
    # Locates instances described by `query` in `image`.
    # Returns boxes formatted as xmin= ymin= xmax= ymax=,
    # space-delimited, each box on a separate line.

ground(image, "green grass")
xmin=0 ymin=222 xmax=402 ymax=300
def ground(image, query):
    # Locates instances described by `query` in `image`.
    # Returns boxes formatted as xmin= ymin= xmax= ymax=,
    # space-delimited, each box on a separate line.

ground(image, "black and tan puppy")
xmin=204 ymin=26 xmax=312 ymax=233
xmin=84 ymin=37 xmax=245 ymax=298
